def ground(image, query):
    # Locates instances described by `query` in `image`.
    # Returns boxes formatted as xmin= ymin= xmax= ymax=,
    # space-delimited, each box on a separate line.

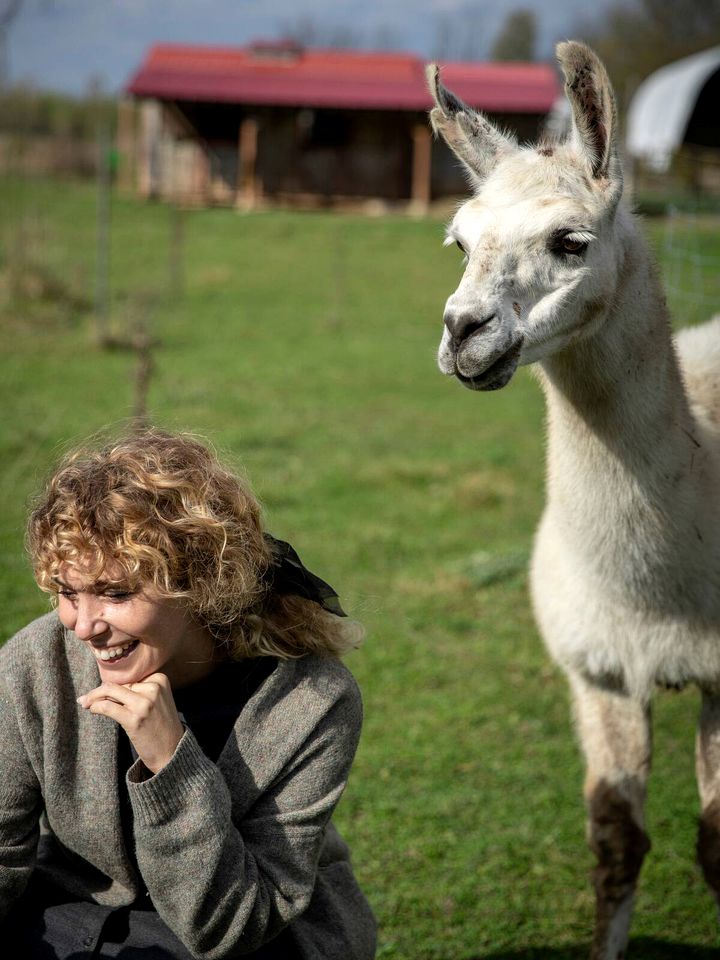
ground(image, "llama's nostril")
xmin=444 ymin=311 xmax=496 ymax=344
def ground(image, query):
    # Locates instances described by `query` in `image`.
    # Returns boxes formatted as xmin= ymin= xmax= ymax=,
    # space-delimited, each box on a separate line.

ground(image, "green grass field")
xmin=2 ymin=176 xmax=720 ymax=958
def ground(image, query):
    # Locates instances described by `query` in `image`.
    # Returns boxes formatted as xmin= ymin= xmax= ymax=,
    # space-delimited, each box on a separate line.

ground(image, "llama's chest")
xmin=530 ymin=513 xmax=720 ymax=699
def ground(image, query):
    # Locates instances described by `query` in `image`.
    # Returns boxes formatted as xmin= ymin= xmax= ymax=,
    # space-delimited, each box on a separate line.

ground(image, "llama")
xmin=427 ymin=40 xmax=720 ymax=959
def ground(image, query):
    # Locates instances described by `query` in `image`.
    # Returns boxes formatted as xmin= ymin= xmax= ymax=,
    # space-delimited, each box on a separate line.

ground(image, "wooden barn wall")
xmin=143 ymin=100 xmax=548 ymax=206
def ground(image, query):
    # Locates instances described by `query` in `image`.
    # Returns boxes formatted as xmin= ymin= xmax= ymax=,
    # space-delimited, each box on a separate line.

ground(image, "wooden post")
xmin=116 ymin=98 xmax=136 ymax=194
xmin=138 ymin=100 xmax=161 ymax=198
xmin=410 ymin=121 xmax=432 ymax=214
xmin=168 ymin=203 xmax=184 ymax=300
xmin=237 ymin=117 xmax=260 ymax=210
xmin=94 ymin=123 xmax=112 ymax=344
xmin=192 ymin=141 xmax=210 ymax=205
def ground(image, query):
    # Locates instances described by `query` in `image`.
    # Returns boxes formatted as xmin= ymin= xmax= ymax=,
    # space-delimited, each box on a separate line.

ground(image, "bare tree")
xmin=432 ymin=11 xmax=481 ymax=61
xmin=431 ymin=3 xmax=491 ymax=62
xmin=0 ymin=0 xmax=22 ymax=87
xmin=458 ymin=6 xmax=491 ymax=61
xmin=371 ymin=23 xmax=399 ymax=52
xmin=490 ymin=8 xmax=536 ymax=62
xmin=576 ymin=0 xmax=720 ymax=111
xmin=431 ymin=13 xmax=455 ymax=61
xmin=279 ymin=15 xmax=362 ymax=50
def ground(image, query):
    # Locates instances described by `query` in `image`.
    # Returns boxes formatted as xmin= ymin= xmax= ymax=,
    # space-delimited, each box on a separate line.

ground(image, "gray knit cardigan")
xmin=0 ymin=612 xmax=377 ymax=959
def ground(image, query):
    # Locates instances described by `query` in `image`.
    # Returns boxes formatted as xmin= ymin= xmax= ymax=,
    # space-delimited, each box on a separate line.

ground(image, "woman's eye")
xmin=105 ymin=592 xmax=133 ymax=602
xmin=58 ymin=590 xmax=76 ymax=599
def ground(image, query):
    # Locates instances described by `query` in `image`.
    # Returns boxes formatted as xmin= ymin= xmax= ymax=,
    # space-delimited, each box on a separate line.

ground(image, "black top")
xmin=119 ymin=657 xmax=278 ymax=904
xmin=173 ymin=656 xmax=278 ymax=762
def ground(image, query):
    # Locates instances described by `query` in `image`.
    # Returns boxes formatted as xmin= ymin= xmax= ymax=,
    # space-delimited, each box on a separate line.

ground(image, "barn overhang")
xmin=126 ymin=42 xmax=559 ymax=116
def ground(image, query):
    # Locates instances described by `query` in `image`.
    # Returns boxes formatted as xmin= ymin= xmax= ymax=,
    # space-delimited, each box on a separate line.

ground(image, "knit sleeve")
xmin=126 ymin=661 xmax=362 ymax=959
xmin=0 ymin=643 xmax=42 ymax=920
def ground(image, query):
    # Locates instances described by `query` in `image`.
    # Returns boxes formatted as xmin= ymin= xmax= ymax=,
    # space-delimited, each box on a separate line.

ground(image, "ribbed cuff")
xmin=127 ymin=728 xmax=219 ymax=825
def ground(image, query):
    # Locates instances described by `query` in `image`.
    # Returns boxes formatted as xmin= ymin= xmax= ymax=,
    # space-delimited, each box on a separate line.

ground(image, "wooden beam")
xmin=192 ymin=141 xmax=210 ymax=206
xmin=237 ymin=117 xmax=260 ymax=210
xmin=410 ymin=121 xmax=431 ymax=214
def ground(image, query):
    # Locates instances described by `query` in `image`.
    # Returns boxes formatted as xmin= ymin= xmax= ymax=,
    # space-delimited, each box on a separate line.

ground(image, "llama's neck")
xmin=537 ymin=215 xmax=707 ymax=603
xmin=542 ymin=224 xmax=693 ymax=451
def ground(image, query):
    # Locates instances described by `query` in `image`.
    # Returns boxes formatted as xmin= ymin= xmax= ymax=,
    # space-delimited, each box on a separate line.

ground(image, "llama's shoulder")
xmin=675 ymin=317 xmax=720 ymax=428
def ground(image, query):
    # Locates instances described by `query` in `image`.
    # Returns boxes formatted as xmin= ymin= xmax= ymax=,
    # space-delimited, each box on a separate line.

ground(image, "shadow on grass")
xmin=466 ymin=940 xmax=719 ymax=960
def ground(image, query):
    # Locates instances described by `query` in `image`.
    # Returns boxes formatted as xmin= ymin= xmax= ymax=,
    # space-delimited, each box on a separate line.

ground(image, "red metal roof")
xmin=126 ymin=43 xmax=559 ymax=114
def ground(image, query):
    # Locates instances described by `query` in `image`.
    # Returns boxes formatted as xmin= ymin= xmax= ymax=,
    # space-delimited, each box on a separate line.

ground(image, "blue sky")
xmin=9 ymin=0 xmax=619 ymax=95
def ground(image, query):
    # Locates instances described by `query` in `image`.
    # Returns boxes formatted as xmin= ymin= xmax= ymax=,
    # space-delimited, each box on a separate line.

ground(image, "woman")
xmin=0 ymin=429 xmax=376 ymax=959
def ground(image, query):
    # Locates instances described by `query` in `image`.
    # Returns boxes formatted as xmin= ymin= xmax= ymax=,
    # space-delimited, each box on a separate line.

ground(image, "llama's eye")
xmin=456 ymin=240 xmax=467 ymax=255
xmin=550 ymin=231 xmax=591 ymax=257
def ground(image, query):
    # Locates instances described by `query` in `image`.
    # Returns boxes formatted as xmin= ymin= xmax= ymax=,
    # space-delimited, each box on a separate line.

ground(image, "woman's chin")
xmin=99 ymin=664 xmax=133 ymax=683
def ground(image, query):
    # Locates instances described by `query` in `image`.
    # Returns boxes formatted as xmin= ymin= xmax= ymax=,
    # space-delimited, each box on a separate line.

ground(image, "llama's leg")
xmin=695 ymin=687 xmax=720 ymax=917
xmin=570 ymin=675 xmax=652 ymax=960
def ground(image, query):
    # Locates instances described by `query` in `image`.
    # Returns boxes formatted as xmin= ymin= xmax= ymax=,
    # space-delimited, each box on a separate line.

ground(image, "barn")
xmin=123 ymin=41 xmax=559 ymax=210
xmin=626 ymin=45 xmax=720 ymax=195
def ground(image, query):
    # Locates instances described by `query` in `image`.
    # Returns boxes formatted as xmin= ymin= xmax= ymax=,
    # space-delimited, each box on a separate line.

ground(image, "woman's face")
xmin=55 ymin=563 xmax=217 ymax=688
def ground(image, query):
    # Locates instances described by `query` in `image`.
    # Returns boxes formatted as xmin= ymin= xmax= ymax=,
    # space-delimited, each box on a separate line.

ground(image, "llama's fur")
xmin=428 ymin=40 xmax=720 ymax=960
xmin=678 ymin=316 xmax=720 ymax=427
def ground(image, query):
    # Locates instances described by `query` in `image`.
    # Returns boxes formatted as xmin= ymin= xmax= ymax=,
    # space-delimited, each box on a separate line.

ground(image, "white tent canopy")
xmin=626 ymin=46 xmax=720 ymax=172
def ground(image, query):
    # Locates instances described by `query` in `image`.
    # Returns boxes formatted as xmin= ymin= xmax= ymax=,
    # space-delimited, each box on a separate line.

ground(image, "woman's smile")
xmin=91 ymin=638 xmax=140 ymax=663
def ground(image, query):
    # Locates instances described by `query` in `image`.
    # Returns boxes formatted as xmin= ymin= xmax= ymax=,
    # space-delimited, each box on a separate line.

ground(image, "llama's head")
xmin=428 ymin=41 xmax=624 ymax=390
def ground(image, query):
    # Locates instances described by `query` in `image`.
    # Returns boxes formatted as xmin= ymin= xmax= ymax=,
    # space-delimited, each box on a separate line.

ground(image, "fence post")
xmin=94 ymin=122 xmax=112 ymax=345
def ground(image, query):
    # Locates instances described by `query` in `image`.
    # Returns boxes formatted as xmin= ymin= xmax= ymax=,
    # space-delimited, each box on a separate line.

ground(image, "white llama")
xmin=428 ymin=40 xmax=720 ymax=960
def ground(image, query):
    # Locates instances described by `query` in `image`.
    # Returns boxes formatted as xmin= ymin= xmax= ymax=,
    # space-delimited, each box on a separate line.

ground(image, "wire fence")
xmin=661 ymin=205 xmax=720 ymax=328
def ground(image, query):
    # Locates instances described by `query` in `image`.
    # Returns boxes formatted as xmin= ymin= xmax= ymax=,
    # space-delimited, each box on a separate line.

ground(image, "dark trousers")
xmin=3 ymin=876 xmax=299 ymax=959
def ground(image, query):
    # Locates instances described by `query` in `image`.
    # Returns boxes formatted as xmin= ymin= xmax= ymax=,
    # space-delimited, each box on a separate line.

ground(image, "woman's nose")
xmin=71 ymin=595 xmax=108 ymax=641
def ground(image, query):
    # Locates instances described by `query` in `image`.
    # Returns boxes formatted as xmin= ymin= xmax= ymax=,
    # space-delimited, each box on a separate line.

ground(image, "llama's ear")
xmin=426 ymin=64 xmax=516 ymax=187
xmin=556 ymin=41 xmax=621 ymax=186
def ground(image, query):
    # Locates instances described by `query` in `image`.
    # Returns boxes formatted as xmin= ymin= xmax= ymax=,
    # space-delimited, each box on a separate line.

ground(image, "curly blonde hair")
xmin=27 ymin=429 xmax=362 ymax=659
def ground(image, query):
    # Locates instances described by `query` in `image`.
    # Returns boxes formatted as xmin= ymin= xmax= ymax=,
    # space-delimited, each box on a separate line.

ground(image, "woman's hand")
xmin=77 ymin=673 xmax=184 ymax=775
